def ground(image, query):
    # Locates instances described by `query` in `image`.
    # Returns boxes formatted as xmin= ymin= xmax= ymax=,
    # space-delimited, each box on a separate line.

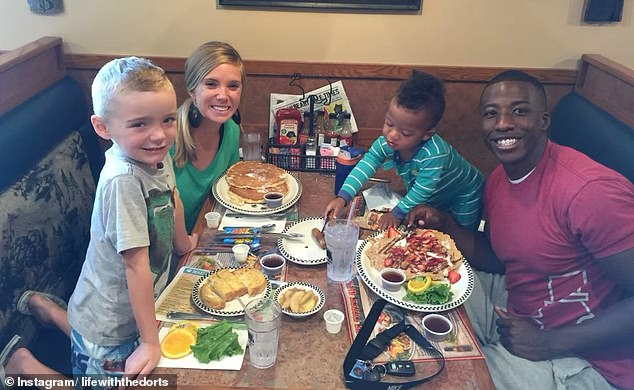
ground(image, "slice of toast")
xmin=234 ymin=268 xmax=267 ymax=296
xmin=200 ymin=280 xmax=225 ymax=309
xmin=209 ymin=273 xmax=239 ymax=301
xmin=216 ymin=269 xmax=248 ymax=298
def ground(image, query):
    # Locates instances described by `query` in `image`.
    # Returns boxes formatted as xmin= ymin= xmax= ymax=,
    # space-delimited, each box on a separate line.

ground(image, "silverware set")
xmin=166 ymin=310 xmax=245 ymax=325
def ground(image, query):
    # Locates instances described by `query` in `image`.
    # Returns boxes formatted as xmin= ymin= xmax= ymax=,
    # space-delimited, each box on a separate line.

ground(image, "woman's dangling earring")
xmin=188 ymin=104 xmax=202 ymax=128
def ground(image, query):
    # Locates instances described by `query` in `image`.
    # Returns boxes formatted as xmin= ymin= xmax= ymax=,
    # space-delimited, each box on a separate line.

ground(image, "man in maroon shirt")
xmin=407 ymin=70 xmax=634 ymax=389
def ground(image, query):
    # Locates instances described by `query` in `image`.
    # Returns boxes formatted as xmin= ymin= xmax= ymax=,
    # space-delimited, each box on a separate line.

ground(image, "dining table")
xmin=155 ymin=171 xmax=496 ymax=390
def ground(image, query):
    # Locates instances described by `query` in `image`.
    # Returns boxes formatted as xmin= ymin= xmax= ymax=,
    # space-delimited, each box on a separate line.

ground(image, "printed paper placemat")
xmin=341 ymin=277 xmax=484 ymax=362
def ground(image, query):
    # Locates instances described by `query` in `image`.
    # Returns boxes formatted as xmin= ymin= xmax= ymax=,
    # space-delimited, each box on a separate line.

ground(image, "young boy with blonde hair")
xmin=67 ymin=57 xmax=195 ymax=380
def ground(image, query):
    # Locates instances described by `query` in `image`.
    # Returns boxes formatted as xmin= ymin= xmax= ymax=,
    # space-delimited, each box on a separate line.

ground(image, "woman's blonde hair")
xmin=173 ymin=41 xmax=246 ymax=168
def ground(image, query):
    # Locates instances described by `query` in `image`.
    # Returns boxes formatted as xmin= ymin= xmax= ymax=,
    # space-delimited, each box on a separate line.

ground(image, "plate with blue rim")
xmin=191 ymin=267 xmax=272 ymax=317
xmin=211 ymin=170 xmax=302 ymax=216
xmin=355 ymin=231 xmax=474 ymax=313
xmin=277 ymin=217 xmax=328 ymax=265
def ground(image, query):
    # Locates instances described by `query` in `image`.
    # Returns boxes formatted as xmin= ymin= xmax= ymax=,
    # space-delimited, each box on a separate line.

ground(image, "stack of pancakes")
xmin=225 ymin=161 xmax=289 ymax=205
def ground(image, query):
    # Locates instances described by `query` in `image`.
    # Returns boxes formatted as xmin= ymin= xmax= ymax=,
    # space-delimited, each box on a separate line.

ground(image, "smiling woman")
xmin=171 ymin=41 xmax=246 ymax=233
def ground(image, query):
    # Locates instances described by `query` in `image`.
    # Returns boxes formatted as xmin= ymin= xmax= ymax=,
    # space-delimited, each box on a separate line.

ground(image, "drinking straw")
xmin=346 ymin=197 xmax=358 ymax=226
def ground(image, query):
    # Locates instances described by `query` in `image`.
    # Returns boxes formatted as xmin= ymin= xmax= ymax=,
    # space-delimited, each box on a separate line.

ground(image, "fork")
xmin=225 ymin=212 xmax=288 ymax=220
xmin=216 ymin=252 xmax=237 ymax=268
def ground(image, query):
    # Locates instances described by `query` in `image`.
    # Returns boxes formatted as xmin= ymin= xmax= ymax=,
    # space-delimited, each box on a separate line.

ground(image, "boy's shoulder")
xmin=416 ymin=134 xmax=452 ymax=157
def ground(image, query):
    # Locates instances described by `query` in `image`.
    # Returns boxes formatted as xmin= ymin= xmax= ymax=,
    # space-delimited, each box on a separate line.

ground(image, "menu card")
xmin=341 ymin=277 xmax=484 ymax=362
xmin=155 ymin=266 xmax=208 ymax=322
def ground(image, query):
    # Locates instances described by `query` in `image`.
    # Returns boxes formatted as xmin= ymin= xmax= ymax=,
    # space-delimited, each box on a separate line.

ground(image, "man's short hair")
xmin=395 ymin=70 xmax=446 ymax=130
xmin=91 ymin=56 xmax=172 ymax=119
xmin=485 ymin=70 xmax=547 ymax=108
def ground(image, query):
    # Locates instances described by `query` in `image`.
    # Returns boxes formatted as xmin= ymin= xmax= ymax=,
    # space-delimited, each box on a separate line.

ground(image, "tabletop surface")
xmin=155 ymin=171 xmax=495 ymax=390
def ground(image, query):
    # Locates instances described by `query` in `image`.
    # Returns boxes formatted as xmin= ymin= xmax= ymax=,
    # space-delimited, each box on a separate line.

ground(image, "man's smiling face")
xmin=479 ymin=80 xmax=551 ymax=179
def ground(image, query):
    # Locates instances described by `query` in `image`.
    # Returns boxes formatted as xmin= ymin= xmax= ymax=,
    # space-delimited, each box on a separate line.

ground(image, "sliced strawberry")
xmin=387 ymin=226 xmax=400 ymax=239
xmin=448 ymin=269 xmax=461 ymax=284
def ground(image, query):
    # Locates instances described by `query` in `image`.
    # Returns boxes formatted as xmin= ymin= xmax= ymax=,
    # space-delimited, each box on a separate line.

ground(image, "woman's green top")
xmin=171 ymin=119 xmax=240 ymax=232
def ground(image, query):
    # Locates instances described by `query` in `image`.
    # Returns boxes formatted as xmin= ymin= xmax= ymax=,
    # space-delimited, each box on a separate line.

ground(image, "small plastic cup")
xmin=379 ymin=268 xmax=406 ymax=292
xmin=264 ymin=192 xmax=284 ymax=208
xmin=324 ymin=309 xmax=345 ymax=334
xmin=259 ymin=254 xmax=286 ymax=277
xmin=232 ymin=244 xmax=250 ymax=263
xmin=422 ymin=314 xmax=453 ymax=342
xmin=205 ymin=211 xmax=221 ymax=229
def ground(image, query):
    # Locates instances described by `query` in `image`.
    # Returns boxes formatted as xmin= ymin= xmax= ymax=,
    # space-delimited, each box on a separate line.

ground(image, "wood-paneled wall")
xmin=64 ymin=54 xmax=577 ymax=176
xmin=0 ymin=37 xmax=65 ymax=116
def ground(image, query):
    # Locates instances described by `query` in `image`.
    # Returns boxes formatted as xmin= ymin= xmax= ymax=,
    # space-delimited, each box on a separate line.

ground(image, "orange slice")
xmin=160 ymin=328 xmax=197 ymax=359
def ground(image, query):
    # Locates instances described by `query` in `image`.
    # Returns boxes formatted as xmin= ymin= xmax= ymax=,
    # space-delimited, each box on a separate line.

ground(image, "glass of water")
xmin=245 ymin=297 xmax=281 ymax=368
xmin=241 ymin=132 xmax=262 ymax=161
xmin=324 ymin=219 xmax=359 ymax=283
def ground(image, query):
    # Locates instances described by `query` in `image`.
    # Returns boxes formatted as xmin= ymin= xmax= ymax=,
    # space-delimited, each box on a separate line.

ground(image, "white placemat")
xmin=219 ymin=211 xmax=286 ymax=233
xmin=156 ymin=326 xmax=247 ymax=370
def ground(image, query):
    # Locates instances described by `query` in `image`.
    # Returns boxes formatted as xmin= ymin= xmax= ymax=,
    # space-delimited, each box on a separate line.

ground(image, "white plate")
xmin=277 ymin=217 xmax=327 ymax=265
xmin=355 ymin=233 xmax=474 ymax=313
xmin=273 ymin=282 xmax=325 ymax=318
xmin=191 ymin=267 xmax=272 ymax=317
xmin=211 ymin=171 xmax=302 ymax=216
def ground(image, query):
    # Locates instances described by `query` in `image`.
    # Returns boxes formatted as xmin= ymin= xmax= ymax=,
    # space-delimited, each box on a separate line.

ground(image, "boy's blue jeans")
xmin=70 ymin=328 xmax=139 ymax=389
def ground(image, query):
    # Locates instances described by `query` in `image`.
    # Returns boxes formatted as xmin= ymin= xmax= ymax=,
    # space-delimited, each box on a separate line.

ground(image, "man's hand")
xmin=405 ymin=204 xmax=444 ymax=229
xmin=495 ymin=307 xmax=556 ymax=361
xmin=378 ymin=212 xmax=401 ymax=230
xmin=123 ymin=341 xmax=161 ymax=382
xmin=324 ymin=197 xmax=346 ymax=220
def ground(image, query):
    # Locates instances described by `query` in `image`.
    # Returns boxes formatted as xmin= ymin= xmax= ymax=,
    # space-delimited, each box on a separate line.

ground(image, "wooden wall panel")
xmin=0 ymin=37 xmax=65 ymax=116
xmin=64 ymin=54 xmax=576 ymax=176
xmin=576 ymin=54 xmax=634 ymax=130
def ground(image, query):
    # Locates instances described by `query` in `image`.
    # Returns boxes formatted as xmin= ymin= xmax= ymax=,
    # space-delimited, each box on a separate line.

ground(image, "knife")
xmin=166 ymin=311 xmax=246 ymax=327
xmin=224 ymin=212 xmax=288 ymax=219
xmin=214 ymin=232 xmax=304 ymax=240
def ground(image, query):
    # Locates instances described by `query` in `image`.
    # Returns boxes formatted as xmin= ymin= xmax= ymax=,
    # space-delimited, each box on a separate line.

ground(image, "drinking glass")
xmin=324 ymin=219 xmax=359 ymax=282
xmin=242 ymin=132 xmax=262 ymax=161
xmin=245 ymin=297 xmax=281 ymax=368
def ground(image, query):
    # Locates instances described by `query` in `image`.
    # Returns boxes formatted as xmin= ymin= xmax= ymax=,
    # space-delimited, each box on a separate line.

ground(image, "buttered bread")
xmin=199 ymin=268 xmax=267 ymax=310
xmin=225 ymin=161 xmax=289 ymax=204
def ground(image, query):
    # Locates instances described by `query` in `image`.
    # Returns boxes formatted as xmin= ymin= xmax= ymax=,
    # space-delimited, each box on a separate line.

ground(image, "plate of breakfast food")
xmin=192 ymin=267 xmax=271 ymax=317
xmin=277 ymin=217 xmax=328 ymax=265
xmin=212 ymin=161 xmax=302 ymax=215
xmin=356 ymin=228 xmax=474 ymax=313
xmin=273 ymin=281 xmax=325 ymax=318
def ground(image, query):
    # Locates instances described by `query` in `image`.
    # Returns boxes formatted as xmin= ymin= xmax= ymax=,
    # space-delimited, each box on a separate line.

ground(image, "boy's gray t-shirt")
xmin=68 ymin=144 xmax=175 ymax=345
